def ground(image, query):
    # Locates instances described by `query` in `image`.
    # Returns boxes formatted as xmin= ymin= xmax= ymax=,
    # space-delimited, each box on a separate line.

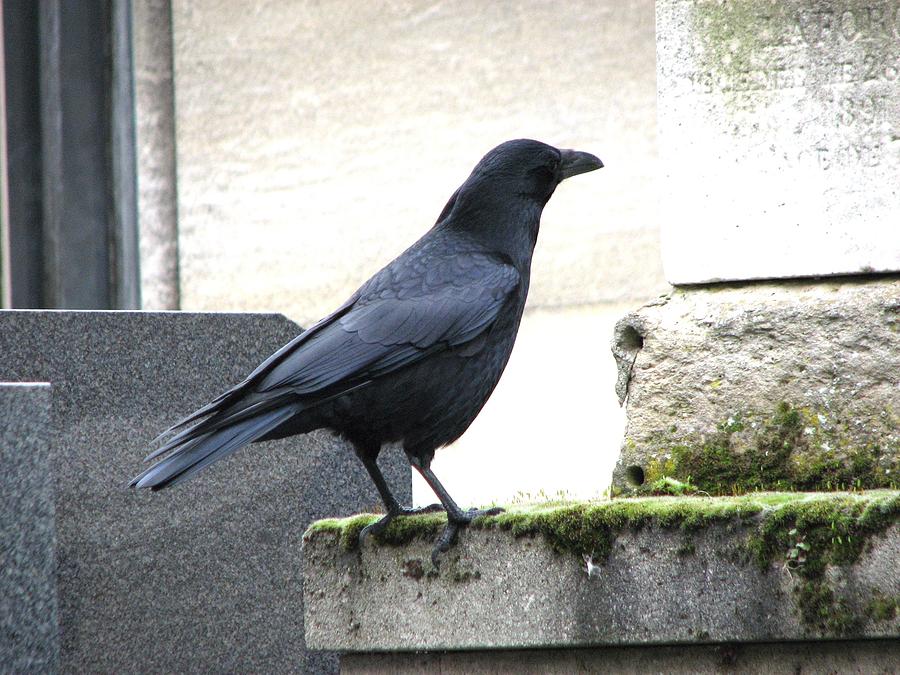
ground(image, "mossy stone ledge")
xmin=303 ymin=491 xmax=899 ymax=652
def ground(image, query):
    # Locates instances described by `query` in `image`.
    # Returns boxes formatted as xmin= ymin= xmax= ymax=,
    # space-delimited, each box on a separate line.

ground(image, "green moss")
xmin=643 ymin=476 xmax=701 ymax=496
xmin=796 ymin=583 xmax=863 ymax=636
xmin=302 ymin=511 xmax=448 ymax=551
xmin=747 ymin=492 xmax=899 ymax=572
xmin=472 ymin=495 xmax=764 ymax=561
xmin=634 ymin=402 xmax=898 ymax=495
xmin=746 ymin=491 xmax=900 ymax=636
xmin=868 ymin=594 xmax=899 ymax=622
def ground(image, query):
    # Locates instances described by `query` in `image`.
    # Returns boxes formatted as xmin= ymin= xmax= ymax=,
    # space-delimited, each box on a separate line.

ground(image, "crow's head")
xmin=470 ymin=139 xmax=603 ymax=205
xmin=435 ymin=139 xmax=602 ymax=263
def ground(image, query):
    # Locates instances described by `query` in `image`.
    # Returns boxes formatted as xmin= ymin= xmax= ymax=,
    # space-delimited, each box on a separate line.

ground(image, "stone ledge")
xmin=340 ymin=640 xmax=900 ymax=674
xmin=303 ymin=492 xmax=899 ymax=652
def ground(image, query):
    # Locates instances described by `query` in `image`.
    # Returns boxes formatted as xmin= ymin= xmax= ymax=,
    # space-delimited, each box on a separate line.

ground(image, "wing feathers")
xmin=131 ymin=405 xmax=297 ymax=490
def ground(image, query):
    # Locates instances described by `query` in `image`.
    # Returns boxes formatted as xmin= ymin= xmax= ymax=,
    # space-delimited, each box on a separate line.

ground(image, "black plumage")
xmin=131 ymin=139 xmax=603 ymax=561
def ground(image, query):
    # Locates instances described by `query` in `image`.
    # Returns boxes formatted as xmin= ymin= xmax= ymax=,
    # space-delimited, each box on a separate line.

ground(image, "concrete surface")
xmin=303 ymin=495 xmax=899 ymax=652
xmin=657 ymin=0 xmax=900 ymax=283
xmin=340 ymin=639 xmax=900 ymax=674
xmin=610 ymin=277 xmax=899 ymax=492
xmin=0 ymin=383 xmax=59 ymax=674
xmin=0 ymin=310 xmax=411 ymax=674
xmin=170 ymin=0 xmax=665 ymax=324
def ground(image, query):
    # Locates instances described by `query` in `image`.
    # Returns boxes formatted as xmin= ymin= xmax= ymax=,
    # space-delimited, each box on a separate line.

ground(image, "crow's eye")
xmin=527 ymin=165 xmax=555 ymax=183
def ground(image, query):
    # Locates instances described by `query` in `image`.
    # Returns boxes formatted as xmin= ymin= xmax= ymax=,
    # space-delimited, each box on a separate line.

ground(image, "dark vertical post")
xmin=111 ymin=0 xmax=140 ymax=309
xmin=40 ymin=1 xmax=113 ymax=308
xmin=2 ymin=0 xmax=140 ymax=309
xmin=2 ymin=0 xmax=44 ymax=307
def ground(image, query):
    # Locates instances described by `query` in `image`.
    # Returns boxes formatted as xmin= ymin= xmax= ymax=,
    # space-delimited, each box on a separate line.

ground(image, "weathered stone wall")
xmin=657 ymin=0 xmax=900 ymax=283
xmin=611 ymin=278 xmax=899 ymax=493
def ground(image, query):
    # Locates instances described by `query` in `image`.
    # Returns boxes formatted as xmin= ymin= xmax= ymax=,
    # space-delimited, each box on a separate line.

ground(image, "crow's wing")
xmin=134 ymin=251 xmax=519 ymax=489
xmin=150 ymin=249 xmax=519 ymax=449
xmin=151 ymin=292 xmax=362 ymax=439
xmin=255 ymin=250 xmax=520 ymax=395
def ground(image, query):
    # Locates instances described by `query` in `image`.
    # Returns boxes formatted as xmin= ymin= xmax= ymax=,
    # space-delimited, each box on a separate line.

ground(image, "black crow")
xmin=131 ymin=139 xmax=603 ymax=562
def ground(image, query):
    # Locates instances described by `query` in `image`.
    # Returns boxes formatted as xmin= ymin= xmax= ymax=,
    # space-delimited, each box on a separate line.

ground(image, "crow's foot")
xmin=358 ymin=503 xmax=444 ymax=548
xmin=431 ymin=506 xmax=504 ymax=566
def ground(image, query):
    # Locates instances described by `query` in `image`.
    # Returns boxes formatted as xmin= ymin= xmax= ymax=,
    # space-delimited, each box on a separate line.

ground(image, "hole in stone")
xmin=619 ymin=324 xmax=644 ymax=351
xmin=625 ymin=465 xmax=645 ymax=486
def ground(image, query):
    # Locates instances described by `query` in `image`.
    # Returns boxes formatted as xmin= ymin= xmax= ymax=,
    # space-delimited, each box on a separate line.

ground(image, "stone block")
xmin=0 ymin=383 xmax=59 ymax=673
xmin=610 ymin=278 xmax=898 ymax=493
xmin=656 ymin=0 xmax=900 ymax=283
xmin=303 ymin=493 xmax=900 ymax=652
xmin=0 ymin=310 xmax=411 ymax=673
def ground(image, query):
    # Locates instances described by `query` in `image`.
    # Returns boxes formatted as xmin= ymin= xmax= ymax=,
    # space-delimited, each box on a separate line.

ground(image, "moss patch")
xmin=745 ymin=491 xmax=900 ymax=635
xmin=303 ymin=511 xmax=448 ymax=551
xmin=868 ymin=594 xmax=899 ymax=622
xmin=471 ymin=495 xmax=765 ymax=561
xmin=635 ymin=402 xmax=898 ymax=495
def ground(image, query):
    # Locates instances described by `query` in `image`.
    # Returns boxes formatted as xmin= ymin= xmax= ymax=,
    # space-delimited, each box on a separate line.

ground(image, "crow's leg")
xmin=410 ymin=459 xmax=503 ymax=565
xmin=357 ymin=454 xmax=442 ymax=546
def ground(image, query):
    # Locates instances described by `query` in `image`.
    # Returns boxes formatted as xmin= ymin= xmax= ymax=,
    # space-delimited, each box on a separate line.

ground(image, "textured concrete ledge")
xmin=304 ymin=492 xmax=899 ymax=652
xmin=341 ymin=639 xmax=900 ymax=674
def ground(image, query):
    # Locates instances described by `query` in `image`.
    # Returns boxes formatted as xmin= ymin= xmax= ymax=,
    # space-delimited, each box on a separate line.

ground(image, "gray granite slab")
xmin=0 ymin=310 xmax=411 ymax=674
xmin=0 ymin=383 xmax=59 ymax=674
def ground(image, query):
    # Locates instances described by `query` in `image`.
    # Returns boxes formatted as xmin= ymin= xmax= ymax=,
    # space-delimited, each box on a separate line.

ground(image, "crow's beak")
xmin=558 ymin=149 xmax=604 ymax=181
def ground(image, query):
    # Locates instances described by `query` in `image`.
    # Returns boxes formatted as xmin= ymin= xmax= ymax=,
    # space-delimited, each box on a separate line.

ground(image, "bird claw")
xmin=430 ymin=506 xmax=504 ymax=567
xmin=431 ymin=523 xmax=458 ymax=566
xmin=358 ymin=503 xmax=446 ymax=548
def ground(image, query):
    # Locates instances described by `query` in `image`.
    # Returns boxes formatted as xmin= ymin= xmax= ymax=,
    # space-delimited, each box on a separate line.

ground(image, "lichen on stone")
xmin=744 ymin=491 xmax=900 ymax=635
xmin=631 ymin=402 xmax=898 ymax=495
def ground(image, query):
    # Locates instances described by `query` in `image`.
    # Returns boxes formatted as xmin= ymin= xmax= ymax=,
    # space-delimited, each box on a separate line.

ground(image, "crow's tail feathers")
xmin=130 ymin=404 xmax=298 ymax=491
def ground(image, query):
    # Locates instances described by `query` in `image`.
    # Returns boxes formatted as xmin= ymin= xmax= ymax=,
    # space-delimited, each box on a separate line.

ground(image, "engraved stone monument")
xmin=611 ymin=1 xmax=900 ymax=493
xmin=657 ymin=0 xmax=900 ymax=283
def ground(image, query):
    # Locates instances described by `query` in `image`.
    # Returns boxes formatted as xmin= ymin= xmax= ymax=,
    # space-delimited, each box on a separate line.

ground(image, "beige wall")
xmin=167 ymin=0 xmax=666 ymax=504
